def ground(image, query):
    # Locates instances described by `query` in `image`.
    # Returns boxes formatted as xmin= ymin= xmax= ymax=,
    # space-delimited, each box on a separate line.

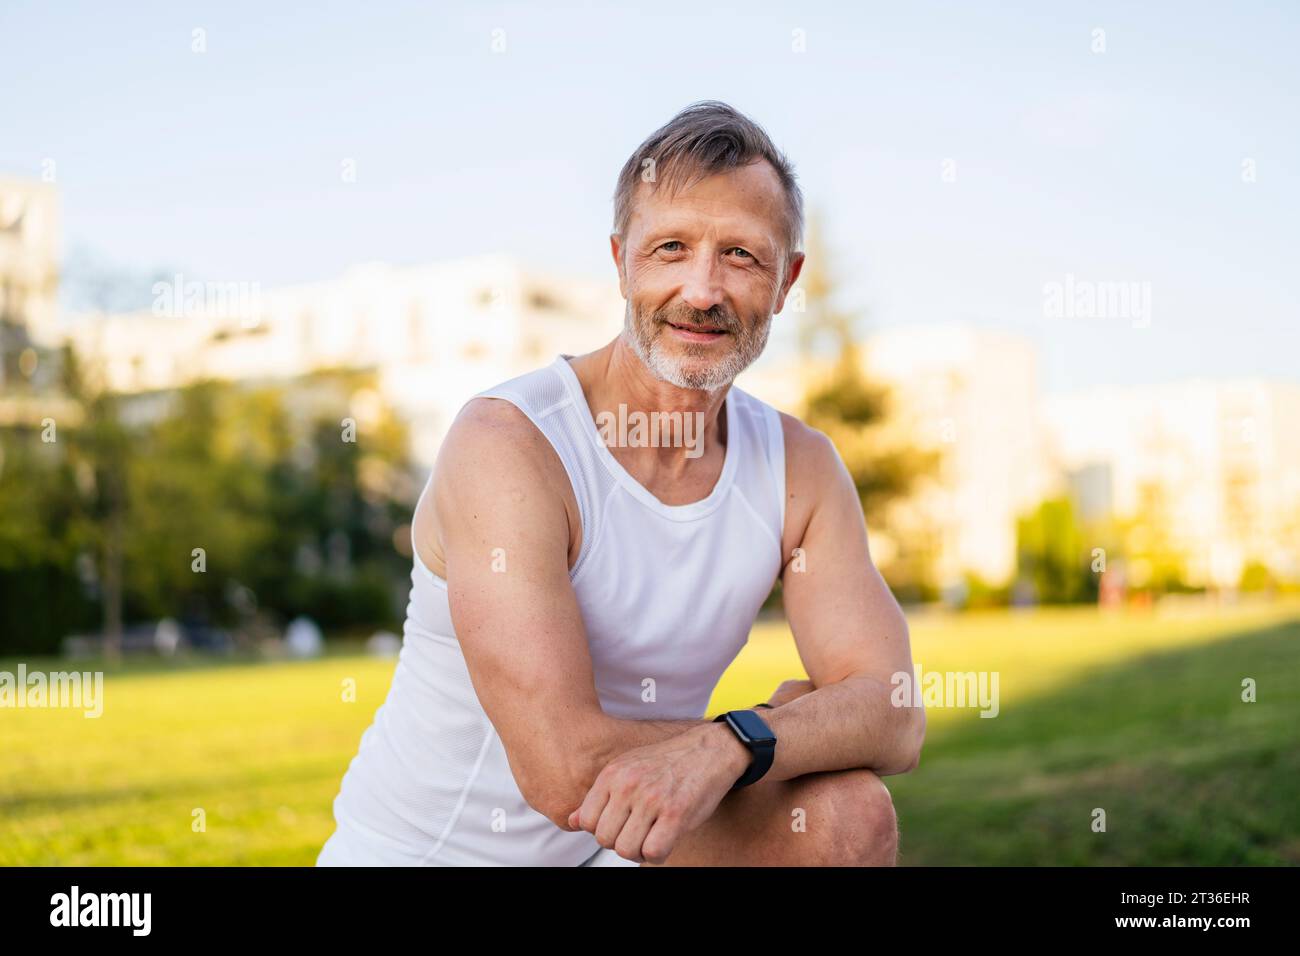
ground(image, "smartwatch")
xmin=713 ymin=709 xmax=777 ymax=789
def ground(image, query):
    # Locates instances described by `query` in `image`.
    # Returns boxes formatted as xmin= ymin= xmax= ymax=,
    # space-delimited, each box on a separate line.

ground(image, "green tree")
xmin=1016 ymin=497 xmax=1095 ymax=604
xmin=790 ymin=212 xmax=937 ymax=604
xmin=796 ymin=211 xmax=935 ymax=524
xmin=1 ymin=354 xmax=417 ymax=655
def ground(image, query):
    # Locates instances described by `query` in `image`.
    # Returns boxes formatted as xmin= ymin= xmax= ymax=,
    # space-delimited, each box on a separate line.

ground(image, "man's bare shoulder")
xmin=414 ymin=397 xmax=575 ymax=574
xmin=777 ymin=411 xmax=858 ymax=554
xmin=778 ymin=411 xmax=849 ymax=492
xmin=441 ymin=397 xmax=553 ymax=463
xmin=434 ymin=397 xmax=575 ymax=508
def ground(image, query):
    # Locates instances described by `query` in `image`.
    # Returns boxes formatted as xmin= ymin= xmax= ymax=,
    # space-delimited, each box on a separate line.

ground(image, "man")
xmin=317 ymin=100 xmax=923 ymax=867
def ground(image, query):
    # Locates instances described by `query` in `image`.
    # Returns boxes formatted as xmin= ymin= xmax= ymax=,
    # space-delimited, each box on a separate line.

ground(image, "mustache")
xmin=654 ymin=307 xmax=739 ymax=333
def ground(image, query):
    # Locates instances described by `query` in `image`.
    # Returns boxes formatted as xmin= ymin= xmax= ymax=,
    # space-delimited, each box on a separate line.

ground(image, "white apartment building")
xmin=740 ymin=324 xmax=1052 ymax=589
xmin=59 ymin=255 xmax=625 ymax=466
xmin=1044 ymin=381 xmax=1300 ymax=587
xmin=863 ymin=325 xmax=1052 ymax=588
xmin=0 ymin=176 xmax=60 ymax=374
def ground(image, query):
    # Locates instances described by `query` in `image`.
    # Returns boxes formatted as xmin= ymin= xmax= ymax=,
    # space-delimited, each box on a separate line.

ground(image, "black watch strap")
xmin=713 ymin=710 xmax=777 ymax=789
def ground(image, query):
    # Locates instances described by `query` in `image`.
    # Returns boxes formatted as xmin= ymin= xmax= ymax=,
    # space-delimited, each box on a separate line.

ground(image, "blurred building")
xmin=863 ymin=325 xmax=1051 ymax=588
xmin=0 ymin=177 xmax=61 ymax=386
xmin=741 ymin=323 xmax=1053 ymax=590
xmin=1044 ymin=381 xmax=1300 ymax=587
xmin=59 ymin=255 xmax=624 ymax=466
xmin=747 ymin=324 xmax=1300 ymax=591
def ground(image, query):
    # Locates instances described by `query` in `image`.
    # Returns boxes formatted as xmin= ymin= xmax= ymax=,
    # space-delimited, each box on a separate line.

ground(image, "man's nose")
xmin=678 ymin=252 xmax=726 ymax=312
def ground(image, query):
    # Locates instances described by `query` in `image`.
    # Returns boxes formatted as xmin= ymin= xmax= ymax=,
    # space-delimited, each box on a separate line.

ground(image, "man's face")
xmin=613 ymin=160 xmax=802 ymax=391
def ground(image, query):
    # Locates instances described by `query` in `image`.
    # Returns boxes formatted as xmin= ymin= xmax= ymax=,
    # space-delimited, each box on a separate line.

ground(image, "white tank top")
xmin=318 ymin=353 xmax=787 ymax=866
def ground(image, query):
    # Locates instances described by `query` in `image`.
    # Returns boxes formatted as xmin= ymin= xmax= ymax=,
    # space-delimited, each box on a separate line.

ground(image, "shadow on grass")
xmin=887 ymin=618 xmax=1300 ymax=866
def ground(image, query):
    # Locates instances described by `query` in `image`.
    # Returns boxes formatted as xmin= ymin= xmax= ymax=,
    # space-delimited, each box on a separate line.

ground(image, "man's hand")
xmin=566 ymin=721 xmax=751 ymax=864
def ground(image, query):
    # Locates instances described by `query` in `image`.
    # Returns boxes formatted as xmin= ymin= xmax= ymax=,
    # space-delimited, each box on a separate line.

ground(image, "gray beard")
xmin=622 ymin=300 xmax=771 ymax=392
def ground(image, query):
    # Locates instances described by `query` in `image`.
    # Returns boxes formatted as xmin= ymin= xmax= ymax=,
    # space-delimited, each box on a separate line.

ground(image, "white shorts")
xmin=578 ymin=846 xmax=641 ymax=867
xmin=316 ymin=822 xmax=640 ymax=867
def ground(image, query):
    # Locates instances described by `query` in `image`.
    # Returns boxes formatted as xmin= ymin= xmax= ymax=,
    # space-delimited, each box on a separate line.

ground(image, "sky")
xmin=2 ymin=0 xmax=1297 ymax=394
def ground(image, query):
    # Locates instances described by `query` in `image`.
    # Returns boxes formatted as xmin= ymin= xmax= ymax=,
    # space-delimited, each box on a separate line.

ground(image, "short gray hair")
xmin=611 ymin=100 xmax=804 ymax=271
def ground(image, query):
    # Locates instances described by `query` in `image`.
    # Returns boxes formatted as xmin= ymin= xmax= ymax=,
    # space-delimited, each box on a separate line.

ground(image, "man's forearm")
xmin=577 ymin=714 xmax=711 ymax=780
xmin=528 ymin=714 xmax=710 ymax=826
xmin=760 ymin=674 xmax=923 ymax=780
xmin=551 ymin=675 xmax=920 ymax=828
xmin=577 ymin=674 xmax=921 ymax=791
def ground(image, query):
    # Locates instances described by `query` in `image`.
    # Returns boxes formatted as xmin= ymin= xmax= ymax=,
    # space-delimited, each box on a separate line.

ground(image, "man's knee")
xmin=798 ymin=768 xmax=898 ymax=866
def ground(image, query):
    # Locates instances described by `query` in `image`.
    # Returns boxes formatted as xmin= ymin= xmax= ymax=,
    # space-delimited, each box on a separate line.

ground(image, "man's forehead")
xmin=628 ymin=161 xmax=786 ymax=238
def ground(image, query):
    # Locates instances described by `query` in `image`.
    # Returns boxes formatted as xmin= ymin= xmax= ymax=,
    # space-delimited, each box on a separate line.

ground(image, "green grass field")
xmin=3 ymin=600 xmax=1298 ymax=865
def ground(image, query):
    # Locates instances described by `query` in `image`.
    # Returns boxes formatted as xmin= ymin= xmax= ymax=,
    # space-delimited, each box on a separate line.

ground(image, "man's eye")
xmin=728 ymin=247 xmax=753 ymax=259
xmin=659 ymin=241 xmax=683 ymax=252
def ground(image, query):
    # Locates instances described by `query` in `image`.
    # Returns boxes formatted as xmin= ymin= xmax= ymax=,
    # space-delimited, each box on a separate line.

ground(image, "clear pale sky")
xmin=2 ymin=0 xmax=1296 ymax=394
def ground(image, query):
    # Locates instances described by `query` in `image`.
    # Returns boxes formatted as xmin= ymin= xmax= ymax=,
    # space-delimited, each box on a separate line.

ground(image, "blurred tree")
xmin=56 ymin=343 xmax=132 ymax=663
xmin=1016 ymin=496 xmax=1095 ymax=604
xmin=115 ymin=372 xmax=414 ymax=638
xmin=1116 ymin=480 xmax=1192 ymax=595
xmin=0 ymin=404 xmax=99 ymax=655
xmin=1 ymin=351 xmax=416 ymax=654
xmin=120 ymin=382 xmax=262 ymax=627
xmin=1239 ymin=560 xmax=1275 ymax=593
xmin=55 ymin=253 xmax=154 ymax=663
xmin=796 ymin=211 xmax=935 ymax=524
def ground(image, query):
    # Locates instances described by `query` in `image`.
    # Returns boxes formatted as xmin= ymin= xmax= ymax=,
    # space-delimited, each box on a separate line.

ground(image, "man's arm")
xmin=423 ymin=398 xmax=736 ymax=828
xmin=757 ymin=414 xmax=925 ymax=779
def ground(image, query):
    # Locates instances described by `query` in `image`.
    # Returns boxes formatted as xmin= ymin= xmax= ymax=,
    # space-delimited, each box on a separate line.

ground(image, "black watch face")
xmin=730 ymin=709 xmax=776 ymax=745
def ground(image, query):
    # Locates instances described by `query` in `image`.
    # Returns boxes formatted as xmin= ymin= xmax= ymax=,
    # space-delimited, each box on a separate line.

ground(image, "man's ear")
xmin=609 ymin=233 xmax=628 ymax=298
xmin=774 ymin=252 xmax=806 ymax=314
